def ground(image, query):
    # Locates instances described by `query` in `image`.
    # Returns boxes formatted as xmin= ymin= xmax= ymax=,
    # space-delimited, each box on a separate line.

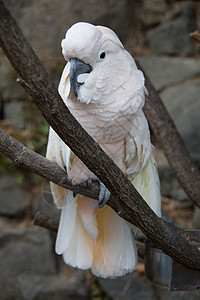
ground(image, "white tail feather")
xmin=55 ymin=194 xmax=137 ymax=277
xmin=56 ymin=194 xmax=94 ymax=270
xmin=53 ymin=155 xmax=160 ymax=277
xmin=77 ymin=196 xmax=99 ymax=239
xmin=55 ymin=191 xmax=77 ymax=254
xmin=92 ymin=206 xmax=137 ymax=278
xmin=62 ymin=212 xmax=94 ymax=269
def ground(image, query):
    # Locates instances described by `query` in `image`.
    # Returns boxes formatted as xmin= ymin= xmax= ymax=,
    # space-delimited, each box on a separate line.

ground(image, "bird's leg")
xmin=97 ymin=180 xmax=111 ymax=208
xmin=78 ymin=178 xmax=111 ymax=208
xmin=73 ymin=178 xmax=92 ymax=197
xmin=79 ymin=178 xmax=92 ymax=188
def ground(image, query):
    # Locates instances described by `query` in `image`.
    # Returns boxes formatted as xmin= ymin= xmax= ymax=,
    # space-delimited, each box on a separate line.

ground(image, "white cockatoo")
xmin=46 ymin=22 xmax=161 ymax=278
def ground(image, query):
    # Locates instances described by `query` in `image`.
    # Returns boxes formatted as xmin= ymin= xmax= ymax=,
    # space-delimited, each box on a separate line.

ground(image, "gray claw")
xmin=98 ymin=181 xmax=111 ymax=208
xmin=80 ymin=178 xmax=92 ymax=189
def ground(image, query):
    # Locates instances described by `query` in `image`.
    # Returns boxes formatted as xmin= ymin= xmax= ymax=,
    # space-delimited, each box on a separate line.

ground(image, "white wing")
xmin=125 ymin=112 xmax=161 ymax=217
xmin=131 ymin=155 xmax=161 ymax=217
xmin=125 ymin=111 xmax=152 ymax=177
xmin=46 ymin=63 xmax=78 ymax=256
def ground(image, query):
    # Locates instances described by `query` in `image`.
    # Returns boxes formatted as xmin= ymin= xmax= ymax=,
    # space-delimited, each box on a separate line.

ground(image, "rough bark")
xmin=0 ymin=128 xmax=100 ymax=199
xmin=0 ymin=0 xmax=200 ymax=270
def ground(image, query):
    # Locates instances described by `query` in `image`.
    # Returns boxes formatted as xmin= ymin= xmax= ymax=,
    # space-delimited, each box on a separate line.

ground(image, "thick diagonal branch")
xmin=0 ymin=0 xmax=200 ymax=270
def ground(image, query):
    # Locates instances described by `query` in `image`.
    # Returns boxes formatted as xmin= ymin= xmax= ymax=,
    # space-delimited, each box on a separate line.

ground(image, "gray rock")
xmin=0 ymin=217 xmax=90 ymax=300
xmin=98 ymin=272 xmax=157 ymax=300
xmin=160 ymin=80 xmax=200 ymax=160
xmin=192 ymin=207 xmax=200 ymax=229
xmin=139 ymin=56 xmax=200 ymax=91
xmin=5 ymin=0 xmax=133 ymax=67
xmin=146 ymin=2 xmax=195 ymax=55
xmin=158 ymin=165 xmax=188 ymax=202
xmin=17 ymin=271 xmax=90 ymax=300
xmin=0 ymin=175 xmax=30 ymax=216
xmin=0 ymin=59 xmax=19 ymax=95
xmin=0 ymin=58 xmax=26 ymax=128
xmin=0 ymin=258 xmax=89 ymax=300
xmin=154 ymin=150 xmax=192 ymax=209
xmin=0 ymin=219 xmax=57 ymax=276
xmin=155 ymin=285 xmax=200 ymax=300
xmin=4 ymin=100 xmax=25 ymax=129
xmin=156 ymin=152 xmax=193 ymax=214
xmin=141 ymin=0 xmax=167 ymax=27
xmin=0 ymin=271 xmax=22 ymax=300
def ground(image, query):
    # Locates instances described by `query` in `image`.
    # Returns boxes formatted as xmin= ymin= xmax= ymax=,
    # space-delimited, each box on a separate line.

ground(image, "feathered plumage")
xmin=46 ymin=22 xmax=161 ymax=278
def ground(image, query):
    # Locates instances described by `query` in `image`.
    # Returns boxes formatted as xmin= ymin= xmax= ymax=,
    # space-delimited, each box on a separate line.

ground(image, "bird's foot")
xmin=98 ymin=181 xmax=111 ymax=208
xmin=79 ymin=178 xmax=92 ymax=189
xmin=78 ymin=179 xmax=110 ymax=208
xmin=73 ymin=178 xmax=92 ymax=197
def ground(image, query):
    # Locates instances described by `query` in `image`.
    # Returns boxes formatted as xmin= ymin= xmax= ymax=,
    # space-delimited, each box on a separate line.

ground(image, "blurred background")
xmin=0 ymin=0 xmax=200 ymax=299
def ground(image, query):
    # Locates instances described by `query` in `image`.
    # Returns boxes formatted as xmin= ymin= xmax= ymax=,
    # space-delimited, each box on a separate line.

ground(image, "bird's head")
xmin=61 ymin=22 xmax=128 ymax=103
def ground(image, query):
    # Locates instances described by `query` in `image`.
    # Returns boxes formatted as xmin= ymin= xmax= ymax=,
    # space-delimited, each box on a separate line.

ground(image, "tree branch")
xmin=0 ymin=0 xmax=200 ymax=270
xmin=190 ymin=30 xmax=200 ymax=43
xmin=0 ymin=127 xmax=100 ymax=200
xmin=34 ymin=211 xmax=59 ymax=233
xmin=139 ymin=64 xmax=200 ymax=209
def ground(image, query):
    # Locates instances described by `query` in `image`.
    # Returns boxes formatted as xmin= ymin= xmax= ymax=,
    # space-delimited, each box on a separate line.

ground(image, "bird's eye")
xmin=100 ymin=51 xmax=106 ymax=59
xmin=97 ymin=50 xmax=106 ymax=62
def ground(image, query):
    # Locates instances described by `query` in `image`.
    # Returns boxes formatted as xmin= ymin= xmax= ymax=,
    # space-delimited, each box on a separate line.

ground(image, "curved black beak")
xmin=70 ymin=58 xmax=92 ymax=97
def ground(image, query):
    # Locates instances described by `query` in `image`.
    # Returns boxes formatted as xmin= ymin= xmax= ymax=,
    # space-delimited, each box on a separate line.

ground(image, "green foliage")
xmin=0 ymin=92 xmax=49 ymax=187
xmin=23 ymin=97 xmax=49 ymax=157
xmin=90 ymin=280 xmax=111 ymax=300
xmin=24 ymin=120 xmax=49 ymax=156
xmin=16 ymin=173 xmax=25 ymax=187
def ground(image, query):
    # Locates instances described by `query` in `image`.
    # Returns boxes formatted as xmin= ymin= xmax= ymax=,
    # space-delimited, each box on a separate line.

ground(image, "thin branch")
xmin=190 ymin=30 xmax=200 ymax=43
xmin=0 ymin=0 xmax=200 ymax=271
xmin=0 ymin=127 xmax=100 ymax=200
xmin=34 ymin=211 xmax=59 ymax=233
xmin=140 ymin=64 xmax=200 ymax=209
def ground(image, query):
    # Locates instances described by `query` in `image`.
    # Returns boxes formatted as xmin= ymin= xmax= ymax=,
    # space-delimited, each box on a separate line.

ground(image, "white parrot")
xmin=46 ymin=22 xmax=161 ymax=278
